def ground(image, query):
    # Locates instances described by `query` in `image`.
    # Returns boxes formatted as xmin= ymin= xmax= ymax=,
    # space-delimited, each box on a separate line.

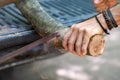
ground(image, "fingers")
xmin=68 ymin=28 xmax=78 ymax=54
xmin=75 ymin=29 xmax=84 ymax=56
xmin=63 ymin=24 xmax=91 ymax=57
xmin=62 ymin=28 xmax=73 ymax=50
xmin=81 ymin=30 xmax=90 ymax=56
xmin=75 ymin=29 xmax=90 ymax=56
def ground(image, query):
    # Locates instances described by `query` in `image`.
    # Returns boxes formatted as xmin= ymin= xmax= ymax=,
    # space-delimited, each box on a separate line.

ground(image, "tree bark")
xmin=13 ymin=0 xmax=105 ymax=56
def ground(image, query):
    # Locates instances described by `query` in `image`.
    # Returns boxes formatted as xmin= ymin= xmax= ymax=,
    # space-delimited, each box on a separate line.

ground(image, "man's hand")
xmin=62 ymin=0 xmax=119 ymax=57
xmin=62 ymin=18 xmax=103 ymax=56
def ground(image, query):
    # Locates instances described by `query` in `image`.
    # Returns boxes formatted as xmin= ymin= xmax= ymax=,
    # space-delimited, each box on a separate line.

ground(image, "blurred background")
xmin=0 ymin=0 xmax=120 ymax=80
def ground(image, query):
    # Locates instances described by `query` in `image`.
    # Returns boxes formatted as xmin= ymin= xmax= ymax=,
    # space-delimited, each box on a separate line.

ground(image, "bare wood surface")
xmin=88 ymin=35 xmax=105 ymax=56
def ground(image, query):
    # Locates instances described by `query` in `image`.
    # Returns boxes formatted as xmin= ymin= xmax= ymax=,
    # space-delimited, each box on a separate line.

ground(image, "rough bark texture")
xmin=15 ymin=0 xmax=67 ymax=36
xmin=13 ymin=0 xmax=105 ymax=56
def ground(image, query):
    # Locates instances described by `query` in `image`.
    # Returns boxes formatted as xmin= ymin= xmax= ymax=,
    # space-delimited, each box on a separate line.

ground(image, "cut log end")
xmin=88 ymin=34 xmax=105 ymax=56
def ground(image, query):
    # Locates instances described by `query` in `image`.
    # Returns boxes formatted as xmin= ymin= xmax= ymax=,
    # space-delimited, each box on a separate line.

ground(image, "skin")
xmin=62 ymin=16 xmax=104 ymax=56
xmin=62 ymin=0 xmax=118 ymax=56
xmin=93 ymin=0 xmax=119 ymax=12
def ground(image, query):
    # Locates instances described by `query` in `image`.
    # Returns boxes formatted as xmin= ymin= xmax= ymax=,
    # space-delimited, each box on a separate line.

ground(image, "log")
xmin=0 ymin=0 xmax=105 ymax=56
xmin=88 ymin=35 xmax=105 ymax=56
xmin=15 ymin=0 xmax=105 ymax=56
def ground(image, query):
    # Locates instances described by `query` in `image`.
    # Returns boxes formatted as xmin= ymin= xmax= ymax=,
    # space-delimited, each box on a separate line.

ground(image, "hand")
xmin=93 ymin=0 xmax=118 ymax=12
xmin=62 ymin=17 xmax=103 ymax=56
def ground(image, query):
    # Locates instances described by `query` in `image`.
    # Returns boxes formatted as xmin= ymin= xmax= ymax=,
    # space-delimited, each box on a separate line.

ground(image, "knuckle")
xmin=71 ymin=24 xmax=79 ymax=30
xmin=71 ymin=24 xmax=77 ymax=29
xmin=84 ymin=29 xmax=90 ymax=34
xmin=79 ymin=28 xmax=84 ymax=32
xmin=84 ymin=29 xmax=91 ymax=38
xmin=84 ymin=29 xmax=89 ymax=33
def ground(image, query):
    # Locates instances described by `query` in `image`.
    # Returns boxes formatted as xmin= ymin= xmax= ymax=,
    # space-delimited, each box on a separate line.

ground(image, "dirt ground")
xmin=0 ymin=28 xmax=120 ymax=80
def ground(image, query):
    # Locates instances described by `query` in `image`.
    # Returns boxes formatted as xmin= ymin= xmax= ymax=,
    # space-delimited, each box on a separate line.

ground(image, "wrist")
xmin=96 ymin=4 xmax=120 ymax=31
xmin=97 ymin=13 xmax=108 ymax=30
xmin=110 ymin=4 xmax=120 ymax=26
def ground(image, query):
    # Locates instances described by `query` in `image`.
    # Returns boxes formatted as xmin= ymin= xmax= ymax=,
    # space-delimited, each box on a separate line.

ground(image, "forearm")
xmin=111 ymin=4 xmax=120 ymax=26
xmin=97 ymin=4 xmax=120 ymax=30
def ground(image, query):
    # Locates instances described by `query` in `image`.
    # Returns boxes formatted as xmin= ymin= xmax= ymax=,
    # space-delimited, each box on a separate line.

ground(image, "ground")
xmin=0 ymin=28 xmax=120 ymax=80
